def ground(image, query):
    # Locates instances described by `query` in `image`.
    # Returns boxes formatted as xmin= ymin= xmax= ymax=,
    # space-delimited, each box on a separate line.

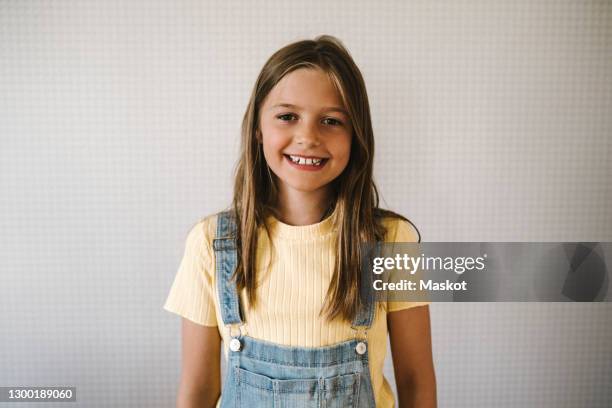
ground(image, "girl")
xmin=164 ymin=35 xmax=436 ymax=408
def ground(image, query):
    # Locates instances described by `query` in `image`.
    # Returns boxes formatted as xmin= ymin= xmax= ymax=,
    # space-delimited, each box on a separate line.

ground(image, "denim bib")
xmin=212 ymin=210 xmax=377 ymax=407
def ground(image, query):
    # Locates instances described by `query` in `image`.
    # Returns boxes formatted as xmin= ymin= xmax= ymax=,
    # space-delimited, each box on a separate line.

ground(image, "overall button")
xmin=355 ymin=342 xmax=367 ymax=355
xmin=229 ymin=338 xmax=242 ymax=352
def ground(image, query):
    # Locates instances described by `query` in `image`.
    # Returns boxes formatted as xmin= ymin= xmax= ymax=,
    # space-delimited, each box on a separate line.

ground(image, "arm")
xmin=388 ymin=305 xmax=437 ymax=408
xmin=176 ymin=318 xmax=222 ymax=408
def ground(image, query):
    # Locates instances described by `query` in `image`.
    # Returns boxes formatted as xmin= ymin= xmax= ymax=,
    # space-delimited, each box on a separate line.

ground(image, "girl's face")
xmin=257 ymin=68 xmax=353 ymax=195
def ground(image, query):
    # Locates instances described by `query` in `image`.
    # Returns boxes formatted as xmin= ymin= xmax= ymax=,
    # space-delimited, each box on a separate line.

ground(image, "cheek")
xmin=260 ymin=118 xmax=287 ymax=152
xmin=333 ymin=134 xmax=352 ymax=166
xmin=262 ymin=132 xmax=289 ymax=163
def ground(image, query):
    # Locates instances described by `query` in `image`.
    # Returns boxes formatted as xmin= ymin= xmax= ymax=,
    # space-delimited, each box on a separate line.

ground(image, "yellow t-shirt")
xmin=164 ymin=209 xmax=429 ymax=407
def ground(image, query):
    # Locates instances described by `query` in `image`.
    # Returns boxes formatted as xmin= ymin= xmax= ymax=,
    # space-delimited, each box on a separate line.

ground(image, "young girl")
xmin=164 ymin=35 xmax=436 ymax=408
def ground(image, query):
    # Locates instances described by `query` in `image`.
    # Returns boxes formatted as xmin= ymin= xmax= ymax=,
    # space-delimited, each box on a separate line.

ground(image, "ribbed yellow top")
xmin=164 ymin=209 xmax=429 ymax=407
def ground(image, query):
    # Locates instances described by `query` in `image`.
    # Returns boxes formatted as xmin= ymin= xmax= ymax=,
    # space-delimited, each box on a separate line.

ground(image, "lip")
xmin=283 ymin=153 xmax=328 ymax=160
xmin=283 ymin=154 xmax=329 ymax=171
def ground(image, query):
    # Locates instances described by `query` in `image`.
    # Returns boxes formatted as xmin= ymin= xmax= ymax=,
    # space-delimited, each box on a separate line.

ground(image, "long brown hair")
xmin=230 ymin=34 xmax=419 ymax=323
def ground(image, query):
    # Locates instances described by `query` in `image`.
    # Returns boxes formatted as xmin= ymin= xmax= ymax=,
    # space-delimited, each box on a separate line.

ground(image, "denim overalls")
xmin=212 ymin=210 xmax=377 ymax=407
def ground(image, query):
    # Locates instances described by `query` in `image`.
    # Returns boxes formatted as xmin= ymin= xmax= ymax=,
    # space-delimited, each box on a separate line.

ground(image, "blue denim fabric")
xmin=213 ymin=210 xmax=376 ymax=407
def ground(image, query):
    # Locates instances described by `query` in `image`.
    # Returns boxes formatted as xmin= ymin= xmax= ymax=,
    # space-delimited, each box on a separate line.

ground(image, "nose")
xmin=294 ymin=122 xmax=321 ymax=147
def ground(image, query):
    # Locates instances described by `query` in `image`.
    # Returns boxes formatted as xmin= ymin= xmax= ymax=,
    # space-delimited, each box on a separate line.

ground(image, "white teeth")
xmin=288 ymin=155 xmax=323 ymax=166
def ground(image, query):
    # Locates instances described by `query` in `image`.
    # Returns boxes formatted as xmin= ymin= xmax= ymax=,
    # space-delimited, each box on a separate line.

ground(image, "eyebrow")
xmin=271 ymin=103 xmax=349 ymax=116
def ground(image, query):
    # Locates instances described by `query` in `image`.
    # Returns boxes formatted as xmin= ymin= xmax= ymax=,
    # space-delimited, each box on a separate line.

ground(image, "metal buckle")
xmin=350 ymin=325 xmax=368 ymax=342
xmin=227 ymin=323 xmax=245 ymax=338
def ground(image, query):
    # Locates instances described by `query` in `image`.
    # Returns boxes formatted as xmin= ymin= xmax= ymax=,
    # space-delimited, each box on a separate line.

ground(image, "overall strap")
xmin=212 ymin=210 xmax=244 ymax=326
xmin=351 ymin=242 xmax=380 ymax=330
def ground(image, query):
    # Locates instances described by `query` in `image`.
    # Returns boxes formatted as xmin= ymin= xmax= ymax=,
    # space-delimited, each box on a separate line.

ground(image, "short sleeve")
xmin=392 ymin=218 xmax=421 ymax=243
xmin=385 ymin=218 xmax=431 ymax=313
xmin=163 ymin=217 xmax=218 ymax=326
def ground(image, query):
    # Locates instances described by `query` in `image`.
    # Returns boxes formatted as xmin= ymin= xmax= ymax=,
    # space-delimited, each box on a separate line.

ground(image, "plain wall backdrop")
xmin=1 ymin=1 xmax=611 ymax=407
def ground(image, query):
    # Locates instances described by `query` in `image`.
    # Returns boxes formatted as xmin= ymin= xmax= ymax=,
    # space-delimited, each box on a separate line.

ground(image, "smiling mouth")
xmin=283 ymin=154 xmax=329 ymax=167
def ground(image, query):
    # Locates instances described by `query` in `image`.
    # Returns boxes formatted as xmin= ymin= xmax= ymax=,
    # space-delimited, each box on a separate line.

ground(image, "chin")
xmin=289 ymin=184 xmax=326 ymax=193
xmin=283 ymin=179 xmax=328 ymax=193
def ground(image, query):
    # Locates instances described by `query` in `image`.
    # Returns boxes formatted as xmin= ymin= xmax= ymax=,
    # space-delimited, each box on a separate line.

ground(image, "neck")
xmin=276 ymin=185 xmax=333 ymax=226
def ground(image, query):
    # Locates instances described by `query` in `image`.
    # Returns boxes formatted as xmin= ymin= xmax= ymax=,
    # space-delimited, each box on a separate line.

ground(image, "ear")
xmin=255 ymin=129 xmax=262 ymax=143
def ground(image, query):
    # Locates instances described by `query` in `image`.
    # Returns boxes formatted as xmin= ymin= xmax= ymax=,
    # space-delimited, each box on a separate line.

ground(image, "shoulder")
xmin=377 ymin=211 xmax=421 ymax=243
xmin=183 ymin=212 xmax=221 ymax=249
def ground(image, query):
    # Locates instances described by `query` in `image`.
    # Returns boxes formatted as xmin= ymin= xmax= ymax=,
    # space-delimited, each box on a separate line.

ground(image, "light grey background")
xmin=1 ymin=1 xmax=611 ymax=407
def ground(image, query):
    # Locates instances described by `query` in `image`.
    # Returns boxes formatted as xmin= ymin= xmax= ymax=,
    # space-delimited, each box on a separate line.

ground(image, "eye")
xmin=277 ymin=113 xmax=297 ymax=122
xmin=323 ymin=117 xmax=343 ymax=126
xmin=276 ymin=114 xmax=343 ymax=126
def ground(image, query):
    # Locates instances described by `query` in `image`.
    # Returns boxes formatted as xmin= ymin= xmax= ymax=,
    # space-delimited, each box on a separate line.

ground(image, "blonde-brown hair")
xmin=230 ymin=34 xmax=419 ymax=323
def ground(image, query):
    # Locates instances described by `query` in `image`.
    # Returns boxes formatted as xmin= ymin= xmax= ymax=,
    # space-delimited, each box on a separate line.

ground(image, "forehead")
xmin=263 ymin=68 xmax=345 ymax=111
